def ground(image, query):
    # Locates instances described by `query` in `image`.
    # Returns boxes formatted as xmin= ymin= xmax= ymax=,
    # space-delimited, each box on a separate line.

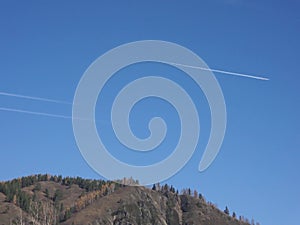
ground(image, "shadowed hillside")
xmin=0 ymin=175 xmax=258 ymax=225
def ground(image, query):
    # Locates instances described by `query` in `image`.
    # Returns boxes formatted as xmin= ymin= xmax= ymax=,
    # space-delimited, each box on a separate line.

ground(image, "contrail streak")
xmin=0 ymin=91 xmax=72 ymax=104
xmin=0 ymin=107 xmax=108 ymax=123
xmin=0 ymin=107 xmax=73 ymax=119
xmin=166 ymin=62 xmax=269 ymax=81
xmin=0 ymin=61 xmax=269 ymax=108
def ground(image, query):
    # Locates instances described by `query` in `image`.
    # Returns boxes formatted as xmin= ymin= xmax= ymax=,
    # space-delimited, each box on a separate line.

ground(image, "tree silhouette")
xmin=224 ymin=206 xmax=230 ymax=215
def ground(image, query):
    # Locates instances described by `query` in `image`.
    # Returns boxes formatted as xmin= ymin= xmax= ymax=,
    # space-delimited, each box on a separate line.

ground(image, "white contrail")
xmin=0 ymin=64 xmax=268 ymax=106
xmin=0 ymin=107 xmax=106 ymax=122
xmin=0 ymin=91 xmax=72 ymax=104
xmin=0 ymin=107 xmax=73 ymax=119
xmin=166 ymin=62 xmax=269 ymax=81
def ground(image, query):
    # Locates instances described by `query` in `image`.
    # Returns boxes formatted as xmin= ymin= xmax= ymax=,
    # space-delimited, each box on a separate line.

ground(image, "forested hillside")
xmin=0 ymin=174 xmax=258 ymax=225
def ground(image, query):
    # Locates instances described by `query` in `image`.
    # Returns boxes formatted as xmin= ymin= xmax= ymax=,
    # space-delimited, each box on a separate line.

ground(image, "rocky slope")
xmin=0 ymin=175 xmax=254 ymax=225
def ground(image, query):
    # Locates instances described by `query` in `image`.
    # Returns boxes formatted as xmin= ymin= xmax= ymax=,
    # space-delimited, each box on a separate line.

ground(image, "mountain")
xmin=0 ymin=174 xmax=256 ymax=225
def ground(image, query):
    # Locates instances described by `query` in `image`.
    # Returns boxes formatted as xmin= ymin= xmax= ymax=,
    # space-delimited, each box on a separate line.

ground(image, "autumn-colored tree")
xmin=193 ymin=190 xmax=198 ymax=198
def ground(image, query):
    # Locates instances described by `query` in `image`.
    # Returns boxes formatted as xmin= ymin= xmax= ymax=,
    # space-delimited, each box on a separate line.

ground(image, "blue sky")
xmin=0 ymin=1 xmax=299 ymax=224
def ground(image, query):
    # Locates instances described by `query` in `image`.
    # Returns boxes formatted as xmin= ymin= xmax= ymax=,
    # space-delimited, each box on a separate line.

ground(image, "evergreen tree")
xmin=33 ymin=183 xmax=41 ymax=192
xmin=232 ymin=212 xmax=236 ymax=218
xmin=45 ymin=188 xmax=49 ymax=198
xmin=53 ymin=189 xmax=63 ymax=202
xmin=63 ymin=209 xmax=71 ymax=221
xmin=224 ymin=206 xmax=230 ymax=215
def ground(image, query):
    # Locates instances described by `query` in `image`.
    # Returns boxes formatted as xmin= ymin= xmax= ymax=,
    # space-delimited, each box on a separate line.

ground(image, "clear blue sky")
xmin=0 ymin=1 xmax=299 ymax=225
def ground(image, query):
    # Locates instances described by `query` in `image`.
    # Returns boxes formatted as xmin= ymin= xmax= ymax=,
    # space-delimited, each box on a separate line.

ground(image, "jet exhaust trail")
xmin=0 ymin=107 xmax=105 ymax=122
xmin=166 ymin=62 xmax=269 ymax=81
xmin=0 ymin=64 xmax=268 ymax=105
xmin=0 ymin=63 xmax=269 ymax=119
xmin=0 ymin=107 xmax=73 ymax=120
xmin=0 ymin=91 xmax=72 ymax=104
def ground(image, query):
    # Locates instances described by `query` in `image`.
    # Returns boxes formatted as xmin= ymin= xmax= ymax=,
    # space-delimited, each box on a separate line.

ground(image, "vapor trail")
xmin=0 ymin=107 xmax=107 ymax=123
xmin=0 ymin=63 xmax=268 ymax=112
xmin=0 ymin=107 xmax=73 ymax=119
xmin=166 ymin=62 xmax=269 ymax=81
xmin=0 ymin=91 xmax=72 ymax=104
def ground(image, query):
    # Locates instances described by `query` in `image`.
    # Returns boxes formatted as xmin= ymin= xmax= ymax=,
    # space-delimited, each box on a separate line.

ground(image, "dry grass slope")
xmin=0 ymin=175 xmax=255 ymax=225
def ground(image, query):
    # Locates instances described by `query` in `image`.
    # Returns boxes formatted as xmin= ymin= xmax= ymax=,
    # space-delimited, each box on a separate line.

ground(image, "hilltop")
xmin=0 ymin=174 xmax=257 ymax=225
